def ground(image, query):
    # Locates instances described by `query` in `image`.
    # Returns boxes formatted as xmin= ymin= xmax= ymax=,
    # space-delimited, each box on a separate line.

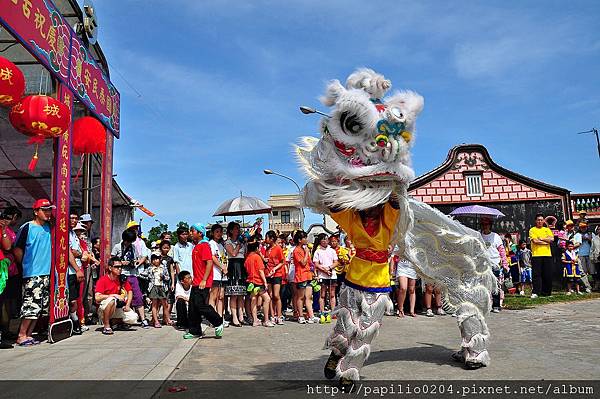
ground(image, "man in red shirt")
xmin=184 ymin=223 xmax=223 ymax=339
xmin=94 ymin=257 xmax=138 ymax=335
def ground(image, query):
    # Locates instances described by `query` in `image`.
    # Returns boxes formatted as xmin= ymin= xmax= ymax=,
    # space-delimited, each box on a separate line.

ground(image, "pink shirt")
xmin=313 ymin=246 xmax=338 ymax=279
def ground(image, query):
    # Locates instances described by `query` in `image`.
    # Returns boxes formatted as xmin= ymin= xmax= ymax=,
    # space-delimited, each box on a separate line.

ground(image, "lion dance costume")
xmin=296 ymin=68 xmax=497 ymax=382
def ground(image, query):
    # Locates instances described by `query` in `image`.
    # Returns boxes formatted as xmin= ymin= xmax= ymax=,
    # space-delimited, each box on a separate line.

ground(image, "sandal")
xmin=397 ymin=310 xmax=405 ymax=318
xmin=154 ymin=322 xmax=162 ymax=328
xmin=17 ymin=339 xmax=35 ymax=347
xmin=102 ymin=327 xmax=114 ymax=335
xmin=409 ymin=312 xmax=417 ymax=317
xmin=230 ymin=322 xmax=243 ymax=327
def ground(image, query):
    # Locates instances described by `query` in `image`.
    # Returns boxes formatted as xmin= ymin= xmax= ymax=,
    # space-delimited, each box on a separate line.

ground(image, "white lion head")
xmin=297 ymin=68 xmax=424 ymax=211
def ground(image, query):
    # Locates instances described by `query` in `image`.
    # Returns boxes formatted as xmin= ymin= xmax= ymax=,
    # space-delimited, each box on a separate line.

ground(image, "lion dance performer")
xmin=296 ymin=68 xmax=497 ymax=383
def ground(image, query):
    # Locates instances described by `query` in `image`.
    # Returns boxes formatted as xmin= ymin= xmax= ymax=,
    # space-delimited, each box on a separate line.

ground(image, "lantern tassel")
xmin=28 ymin=144 xmax=39 ymax=171
xmin=73 ymin=155 xmax=84 ymax=183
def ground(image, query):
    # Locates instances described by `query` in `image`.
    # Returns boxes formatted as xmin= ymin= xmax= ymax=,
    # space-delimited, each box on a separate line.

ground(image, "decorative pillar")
xmin=100 ymin=131 xmax=114 ymax=274
xmin=48 ymin=84 xmax=74 ymax=342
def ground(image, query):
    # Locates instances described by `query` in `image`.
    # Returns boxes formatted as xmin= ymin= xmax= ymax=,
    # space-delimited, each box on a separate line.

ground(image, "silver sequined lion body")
xmin=296 ymin=68 xmax=497 ymax=381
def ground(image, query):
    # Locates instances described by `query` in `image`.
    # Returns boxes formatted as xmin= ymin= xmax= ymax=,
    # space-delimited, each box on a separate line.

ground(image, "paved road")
xmin=1 ymin=299 xmax=597 ymax=398
xmin=169 ymin=298 xmax=600 ymax=381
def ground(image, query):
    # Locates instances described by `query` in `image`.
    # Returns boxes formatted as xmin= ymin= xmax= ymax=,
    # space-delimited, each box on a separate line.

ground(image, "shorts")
xmin=296 ymin=280 xmax=310 ymax=289
xmin=267 ymin=276 xmax=282 ymax=285
xmin=318 ymin=278 xmax=336 ymax=286
xmin=97 ymin=297 xmax=137 ymax=324
xmin=396 ymin=261 xmax=417 ymax=280
xmin=212 ymin=280 xmax=227 ymax=288
xmin=521 ymin=267 xmax=532 ymax=283
xmin=20 ymin=275 xmax=50 ymax=319
xmin=251 ymin=285 xmax=266 ymax=294
xmin=148 ymin=286 xmax=168 ymax=299
xmin=509 ymin=266 xmax=521 ymax=285
xmin=126 ymin=276 xmax=144 ymax=308
xmin=68 ymin=274 xmax=81 ymax=302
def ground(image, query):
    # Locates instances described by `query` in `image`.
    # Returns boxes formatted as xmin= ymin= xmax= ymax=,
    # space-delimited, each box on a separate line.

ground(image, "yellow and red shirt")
xmin=331 ymin=203 xmax=399 ymax=292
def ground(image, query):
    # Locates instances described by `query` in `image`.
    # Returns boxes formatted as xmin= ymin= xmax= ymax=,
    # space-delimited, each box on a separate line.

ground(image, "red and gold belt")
xmin=355 ymin=248 xmax=389 ymax=263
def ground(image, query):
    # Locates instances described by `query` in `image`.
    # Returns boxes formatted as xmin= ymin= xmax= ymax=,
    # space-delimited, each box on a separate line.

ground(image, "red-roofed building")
xmin=409 ymin=144 xmax=577 ymax=241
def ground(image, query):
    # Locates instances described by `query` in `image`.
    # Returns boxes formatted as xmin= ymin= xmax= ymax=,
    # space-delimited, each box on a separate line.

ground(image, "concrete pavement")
xmin=169 ymin=298 xmax=600 ymax=380
xmin=0 ymin=299 xmax=598 ymax=398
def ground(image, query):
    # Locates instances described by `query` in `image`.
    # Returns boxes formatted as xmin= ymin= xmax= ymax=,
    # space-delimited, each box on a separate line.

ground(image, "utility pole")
xmin=576 ymin=128 xmax=600 ymax=158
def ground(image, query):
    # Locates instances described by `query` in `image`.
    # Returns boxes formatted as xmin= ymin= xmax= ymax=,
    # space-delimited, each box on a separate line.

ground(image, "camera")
xmin=119 ymin=274 xmax=128 ymax=284
xmin=0 ymin=212 xmax=12 ymax=221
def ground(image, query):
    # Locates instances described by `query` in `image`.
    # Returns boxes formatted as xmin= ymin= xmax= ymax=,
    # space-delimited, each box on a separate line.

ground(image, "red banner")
xmin=0 ymin=0 xmax=121 ymax=137
xmin=100 ymin=132 xmax=113 ymax=273
xmin=1 ymin=0 xmax=71 ymax=82
xmin=49 ymin=83 xmax=73 ymax=323
xmin=69 ymin=35 xmax=120 ymax=137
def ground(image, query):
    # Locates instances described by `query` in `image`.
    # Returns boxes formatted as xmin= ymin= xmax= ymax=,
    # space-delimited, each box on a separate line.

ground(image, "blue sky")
xmin=90 ymin=0 xmax=600 ymax=232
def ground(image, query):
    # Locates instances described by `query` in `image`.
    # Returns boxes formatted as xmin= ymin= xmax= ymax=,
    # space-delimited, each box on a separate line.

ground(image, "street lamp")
xmin=299 ymin=106 xmax=331 ymax=118
xmin=263 ymin=169 xmax=305 ymax=227
xmin=576 ymin=128 xmax=600 ymax=158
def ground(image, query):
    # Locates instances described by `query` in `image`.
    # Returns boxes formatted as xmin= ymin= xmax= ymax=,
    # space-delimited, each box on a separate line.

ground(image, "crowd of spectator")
xmin=0 ymin=200 xmax=599 ymax=347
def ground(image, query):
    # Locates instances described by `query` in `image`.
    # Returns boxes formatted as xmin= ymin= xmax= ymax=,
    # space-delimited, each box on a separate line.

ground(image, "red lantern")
xmin=72 ymin=116 xmax=106 ymax=155
xmin=9 ymin=95 xmax=72 ymax=171
xmin=0 ymin=56 xmax=25 ymax=107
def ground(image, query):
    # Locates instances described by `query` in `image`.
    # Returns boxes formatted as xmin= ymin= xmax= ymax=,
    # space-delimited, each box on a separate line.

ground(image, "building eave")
xmin=409 ymin=143 xmax=570 ymax=196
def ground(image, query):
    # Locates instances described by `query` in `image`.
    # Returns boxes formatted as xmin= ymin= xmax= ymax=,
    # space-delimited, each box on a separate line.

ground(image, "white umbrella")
xmin=213 ymin=193 xmax=271 ymax=217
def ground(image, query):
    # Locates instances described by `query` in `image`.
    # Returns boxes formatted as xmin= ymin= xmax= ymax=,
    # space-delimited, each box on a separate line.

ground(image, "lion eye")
xmin=340 ymin=112 xmax=362 ymax=135
xmin=391 ymin=107 xmax=403 ymax=119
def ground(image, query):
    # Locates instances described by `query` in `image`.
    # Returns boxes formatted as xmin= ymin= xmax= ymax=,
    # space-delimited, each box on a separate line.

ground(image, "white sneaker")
xmin=491 ymin=308 xmax=500 ymax=313
xmin=585 ymin=288 xmax=591 ymax=293
xmin=519 ymin=291 xmax=525 ymax=296
xmin=276 ymin=316 xmax=284 ymax=325
xmin=566 ymin=291 xmax=572 ymax=296
xmin=298 ymin=317 xmax=306 ymax=324
xmin=426 ymin=309 xmax=434 ymax=317
xmin=530 ymin=294 xmax=538 ymax=299
xmin=436 ymin=308 xmax=446 ymax=316
xmin=311 ymin=316 xmax=320 ymax=323
xmin=577 ymin=291 xmax=584 ymax=295
xmin=223 ymin=320 xmax=230 ymax=328
xmin=307 ymin=318 xmax=315 ymax=324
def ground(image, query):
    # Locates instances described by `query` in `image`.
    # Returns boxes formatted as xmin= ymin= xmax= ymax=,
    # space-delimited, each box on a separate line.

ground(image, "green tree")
xmin=176 ymin=221 xmax=189 ymax=230
xmin=147 ymin=222 xmax=169 ymax=244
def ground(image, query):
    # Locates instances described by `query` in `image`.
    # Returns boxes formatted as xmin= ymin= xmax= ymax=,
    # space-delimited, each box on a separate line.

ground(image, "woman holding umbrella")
xmin=225 ymin=222 xmax=247 ymax=327
xmin=480 ymin=217 xmax=509 ymax=312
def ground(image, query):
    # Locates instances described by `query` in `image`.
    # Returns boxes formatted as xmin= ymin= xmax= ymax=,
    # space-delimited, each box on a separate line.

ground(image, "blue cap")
xmin=190 ymin=223 xmax=206 ymax=237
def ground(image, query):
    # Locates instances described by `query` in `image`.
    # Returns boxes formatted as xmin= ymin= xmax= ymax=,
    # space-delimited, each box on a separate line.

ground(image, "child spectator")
xmin=245 ymin=241 xmax=273 ymax=327
xmin=175 ymin=271 xmax=192 ymax=330
xmin=265 ymin=230 xmax=285 ymax=325
xmin=312 ymin=233 xmax=338 ymax=324
xmin=159 ymin=241 xmax=176 ymax=323
xmin=293 ymin=230 xmax=316 ymax=324
xmin=517 ymin=240 xmax=532 ymax=295
xmin=508 ymin=250 xmax=521 ymax=294
xmin=562 ymin=241 xmax=583 ymax=295
xmin=141 ymin=254 xmax=172 ymax=327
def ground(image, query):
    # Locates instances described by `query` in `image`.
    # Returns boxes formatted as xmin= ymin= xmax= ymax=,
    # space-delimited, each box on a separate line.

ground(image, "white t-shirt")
xmin=174 ymin=282 xmax=191 ymax=301
xmin=225 ymin=239 xmax=246 ymax=259
xmin=173 ymin=241 xmax=194 ymax=276
xmin=69 ymin=231 xmax=82 ymax=275
xmin=481 ymin=231 xmax=503 ymax=267
xmin=209 ymin=239 xmax=228 ymax=281
xmin=313 ymin=246 xmax=338 ymax=279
